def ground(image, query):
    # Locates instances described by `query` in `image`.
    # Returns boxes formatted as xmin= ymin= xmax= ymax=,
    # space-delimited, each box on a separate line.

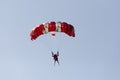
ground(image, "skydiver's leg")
xmin=54 ymin=60 xmax=56 ymax=66
xmin=57 ymin=60 xmax=60 ymax=65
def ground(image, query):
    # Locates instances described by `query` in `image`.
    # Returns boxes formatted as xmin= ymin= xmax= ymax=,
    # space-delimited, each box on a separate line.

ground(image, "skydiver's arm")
xmin=57 ymin=51 xmax=59 ymax=56
xmin=52 ymin=51 xmax=54 ymax=57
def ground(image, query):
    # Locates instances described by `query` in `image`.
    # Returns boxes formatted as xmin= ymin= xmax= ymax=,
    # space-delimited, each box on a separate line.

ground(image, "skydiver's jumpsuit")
xmin=53 ymin=54 xmax=59 ymax=65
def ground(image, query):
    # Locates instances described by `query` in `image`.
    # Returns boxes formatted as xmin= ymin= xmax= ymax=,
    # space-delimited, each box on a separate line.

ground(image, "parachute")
xmin=30 ymin=21 xmax=75 ymax=40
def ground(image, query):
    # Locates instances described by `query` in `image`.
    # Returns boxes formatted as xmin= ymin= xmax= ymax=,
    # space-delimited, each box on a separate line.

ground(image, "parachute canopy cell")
xmin=30 ymin=21 xmax=75 ymax=40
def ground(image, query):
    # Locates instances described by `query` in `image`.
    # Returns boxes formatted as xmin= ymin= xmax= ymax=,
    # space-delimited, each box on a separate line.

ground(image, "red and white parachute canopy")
xmin=30 ymin=21 xmax=75 ymax=40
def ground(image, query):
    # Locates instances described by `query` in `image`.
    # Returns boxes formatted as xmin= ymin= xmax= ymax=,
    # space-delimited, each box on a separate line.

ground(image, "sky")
xmin=0 ymin=0 xmax=120 ymax=80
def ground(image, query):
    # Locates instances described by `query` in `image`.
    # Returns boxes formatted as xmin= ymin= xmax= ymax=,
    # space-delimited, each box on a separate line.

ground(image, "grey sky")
xmin=0 ymin=0 xmax=120 ymax=80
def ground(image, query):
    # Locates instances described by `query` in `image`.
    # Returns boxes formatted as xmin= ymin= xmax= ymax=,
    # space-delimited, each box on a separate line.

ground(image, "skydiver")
xmin=52 ymin=51 xmax=60 ymax=66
